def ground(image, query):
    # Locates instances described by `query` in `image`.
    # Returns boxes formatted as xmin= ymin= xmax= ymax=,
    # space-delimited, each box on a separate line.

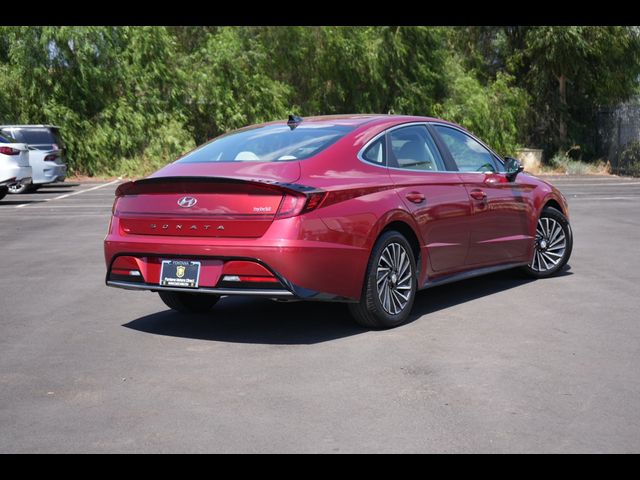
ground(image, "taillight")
xmin=302 ymin=192 xmax=327 ymax=213
xmin=276 ymin=194 xmax=304 ymax=218
xmin=44 ymin=154 xmax=58 ymax=162
xmin=0 ymin=146 xmax=20 ymax=155
xmin=276 ymin=192 xmax=326 ymax=219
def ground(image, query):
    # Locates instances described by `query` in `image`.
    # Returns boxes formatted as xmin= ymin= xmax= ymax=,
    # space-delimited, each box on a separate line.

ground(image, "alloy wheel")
xmin=530 ymin=217 xmax=567 ymax=272
xmin=376 ymin=242 xmax=413 ymax=315
xmin=7 ymin=183 xmax=28 ymax=194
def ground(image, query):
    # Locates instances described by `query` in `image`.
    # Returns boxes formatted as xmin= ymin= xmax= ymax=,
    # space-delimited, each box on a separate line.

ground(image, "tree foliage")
xmin=1 ymin=26 xmax=638 ymax=176
xmin=451 ymin=26 xmax=640 ymax=158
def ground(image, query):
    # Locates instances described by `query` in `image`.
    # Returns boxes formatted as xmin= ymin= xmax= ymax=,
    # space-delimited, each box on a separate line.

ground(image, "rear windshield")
xmin=178 ymin=123 xmax=354 ymax=163
xmin=11 ymin=128 xmax=64 ymax=148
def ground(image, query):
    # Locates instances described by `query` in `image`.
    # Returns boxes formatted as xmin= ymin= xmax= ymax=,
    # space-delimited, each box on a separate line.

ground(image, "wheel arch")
xmin=368 ymin=212 xmax=426 ymax=285
xmin=542 ymin=198 xmax=564 ymax=215
xmin=379 ymin=220 xmax=421 ymax=266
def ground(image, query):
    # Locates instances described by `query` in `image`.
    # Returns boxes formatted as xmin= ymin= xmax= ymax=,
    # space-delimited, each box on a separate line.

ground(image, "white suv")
xmin=0 ymin=133 xmax=32 ymax=201
xmin=1 ymin=125 xmax=67 ymax=193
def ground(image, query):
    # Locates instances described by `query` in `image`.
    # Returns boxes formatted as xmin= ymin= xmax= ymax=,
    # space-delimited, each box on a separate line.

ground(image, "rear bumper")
xmin=2 ymin=166 xmax=32 ymax=183
xmin=33 ymin=164 xmax=67 ymax=185
xmin=105 ymin=217 xmax=369 ymax=301
xmin=104 ymin=248 xmax=363 ymax=302
xmin=107 ymin=280 xmax=296 ymax=298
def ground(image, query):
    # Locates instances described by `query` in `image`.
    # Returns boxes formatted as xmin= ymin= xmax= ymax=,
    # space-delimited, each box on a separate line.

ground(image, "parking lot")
xmin=1 ymin=175 xmax=640 ymax=453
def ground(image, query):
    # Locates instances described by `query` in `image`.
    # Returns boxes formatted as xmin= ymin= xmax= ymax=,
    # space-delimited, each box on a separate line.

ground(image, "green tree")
xmin=181 ymin=27 xmax=292 ymax=144
xmin=434 ymin=54 xmax=529 ymax=155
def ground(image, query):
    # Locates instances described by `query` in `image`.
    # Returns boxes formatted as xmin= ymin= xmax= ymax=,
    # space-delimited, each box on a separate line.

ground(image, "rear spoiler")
xmin=115 ymin=175 xmax=322 ymax=198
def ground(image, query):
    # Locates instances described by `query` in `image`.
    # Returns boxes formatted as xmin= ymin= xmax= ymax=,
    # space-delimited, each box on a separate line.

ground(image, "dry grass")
xmin=527 ymin=156 xmax=612 ymax=176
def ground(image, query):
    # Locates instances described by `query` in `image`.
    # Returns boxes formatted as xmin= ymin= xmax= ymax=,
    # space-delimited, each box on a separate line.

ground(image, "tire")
xmin=0 ymin=186 xmax=7 ymax=201
xmin=348 ymin=230 xmax=418 ymax=329
xmin=158 ymin=291 xmax=220 ymax=314
xmin=7 ymin=183 xmax=34 ymax=194
xmin=521 ymin=206 xmax=573 ymax=278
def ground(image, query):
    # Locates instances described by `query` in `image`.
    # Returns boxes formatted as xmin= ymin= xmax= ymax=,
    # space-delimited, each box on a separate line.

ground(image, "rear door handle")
xmin=469 ymin=189 xmax=487 ymax=201
xmin=405 ymin=192 xmax=426 ymax=204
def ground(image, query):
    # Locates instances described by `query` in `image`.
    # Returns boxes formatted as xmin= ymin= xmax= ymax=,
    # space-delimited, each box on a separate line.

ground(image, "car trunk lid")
xmin=114 ymin=165 xmax=305 ymax=239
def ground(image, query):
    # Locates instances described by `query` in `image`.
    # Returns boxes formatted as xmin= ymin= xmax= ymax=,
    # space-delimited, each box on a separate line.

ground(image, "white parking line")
xmin=14 ymin=179 xmax=121 ymax=209
xmin=555 ymin=182 xmax=640 ymax=187
xmin=571 ymin=196 xmax=640 ymax=201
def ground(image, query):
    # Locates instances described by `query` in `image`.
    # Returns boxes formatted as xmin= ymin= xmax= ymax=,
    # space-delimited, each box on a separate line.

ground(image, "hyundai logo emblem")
xmin=177 ymin=196 xmax=198 ymax=208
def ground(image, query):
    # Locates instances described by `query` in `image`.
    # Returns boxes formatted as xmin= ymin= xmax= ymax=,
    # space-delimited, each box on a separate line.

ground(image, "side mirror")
xmin=504 ymin=157 xmax=524 ymax=182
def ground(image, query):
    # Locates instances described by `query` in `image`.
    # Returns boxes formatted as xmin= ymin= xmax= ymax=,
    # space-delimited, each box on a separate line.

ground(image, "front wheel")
xmin=0 ymin=186 xmax=7 ymax=201
xmin=158 ymin=291 xmax=220 ymax=314
xmin=348 ymin=231 xmax=417 ymax=329
xmin=521 ymin=207 xmax=573 ymax=278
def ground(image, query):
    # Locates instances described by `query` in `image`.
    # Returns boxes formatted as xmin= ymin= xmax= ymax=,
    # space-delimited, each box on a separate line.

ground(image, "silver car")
xmin=0 ymin=133 xmax=32 ymax=201
xmin=7 ymin=147 xmax=67 ymax=194
xmin=0 ymin=125 xmax=67 ymax=194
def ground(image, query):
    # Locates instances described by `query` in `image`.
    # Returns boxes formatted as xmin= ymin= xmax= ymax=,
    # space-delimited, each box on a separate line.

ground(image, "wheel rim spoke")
xmin=548 ymin=234 xmax=566 ymax=248
xmin=376 ymin=242 xmax=413 ymax=315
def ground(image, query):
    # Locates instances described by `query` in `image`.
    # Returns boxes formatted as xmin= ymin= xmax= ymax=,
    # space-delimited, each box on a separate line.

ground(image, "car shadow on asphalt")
xmin=0 ymin=200 xmax=48 ymax=206
xmin=408 ymin=266 xmax=573 ymax=323
xmin=123 ymin=297 xmax=368 ymax=345
xmin=123 ymin=266 xmax=573 ymax=345
xmin=33 ymin=189 xmax=74 ymax=194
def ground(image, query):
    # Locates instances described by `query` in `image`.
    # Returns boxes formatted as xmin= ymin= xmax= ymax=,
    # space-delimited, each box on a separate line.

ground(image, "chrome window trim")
xmin=357 ymin=121 xmax=506 ymax=174
xmin=356 ymin=122 xmax=458 ymax=174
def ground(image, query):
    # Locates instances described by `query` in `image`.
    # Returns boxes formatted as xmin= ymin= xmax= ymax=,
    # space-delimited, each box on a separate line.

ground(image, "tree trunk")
xmin=558 ymin=73 xmax=567 ymax=145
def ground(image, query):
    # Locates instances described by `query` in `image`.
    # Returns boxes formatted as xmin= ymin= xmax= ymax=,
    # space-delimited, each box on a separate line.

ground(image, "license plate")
xmin=160 ymin=260 xmax=201 ymax=289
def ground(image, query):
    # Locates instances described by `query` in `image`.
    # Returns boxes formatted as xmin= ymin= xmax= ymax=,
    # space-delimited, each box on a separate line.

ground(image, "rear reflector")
xmin=111 ymin=269 xmax=142 ymax=277
xmin=112 ymin=256 xmax=140 ymax=270
xmin=222 ymin=275 xmax=241 ymax=282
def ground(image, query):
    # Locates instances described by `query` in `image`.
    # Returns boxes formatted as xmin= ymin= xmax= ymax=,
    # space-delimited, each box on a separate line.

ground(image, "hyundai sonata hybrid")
xmin=104 ymin=115 xmax=572 ymax=328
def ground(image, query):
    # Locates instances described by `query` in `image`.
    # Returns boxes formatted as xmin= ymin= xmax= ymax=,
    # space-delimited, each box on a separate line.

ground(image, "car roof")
xmin=0 ymin=124 xmax=61 ymax=129
xmin=261 ymin=114 xmax=462 ymax=129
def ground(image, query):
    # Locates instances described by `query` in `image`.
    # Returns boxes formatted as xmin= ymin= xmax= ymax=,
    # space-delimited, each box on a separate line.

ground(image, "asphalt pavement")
xmin=1 ymin=175 xmax=639 ymax=453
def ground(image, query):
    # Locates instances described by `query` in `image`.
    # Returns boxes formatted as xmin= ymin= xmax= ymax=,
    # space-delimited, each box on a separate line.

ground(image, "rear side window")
xmin=361 ymin=136 xmax=386 ymax=165
xmin=178 ymin=124 xmax=354 ymax=163
xmin=434 ymin=126 xmax=498 ymax=173
xmin=0 ymin=134 xmax=17 ymax=143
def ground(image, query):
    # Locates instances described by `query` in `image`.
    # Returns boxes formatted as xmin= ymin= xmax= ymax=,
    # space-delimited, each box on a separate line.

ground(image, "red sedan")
xmin=105 ymin=115 xmax=572 ymax=328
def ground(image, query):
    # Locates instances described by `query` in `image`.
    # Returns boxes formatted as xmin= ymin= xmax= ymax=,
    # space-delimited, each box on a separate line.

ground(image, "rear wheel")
xmin=521 ymin=207 xmax=573 ymax=278
xmin=158 ymin=291 xmax=220 ymax=314
xmin=348 ymin=231 xmax=417 ymax=329
xmin=0 ymin=186 xmax=7 ymax=200
xmin=7 ymin=183 xmax=34 ymax=194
